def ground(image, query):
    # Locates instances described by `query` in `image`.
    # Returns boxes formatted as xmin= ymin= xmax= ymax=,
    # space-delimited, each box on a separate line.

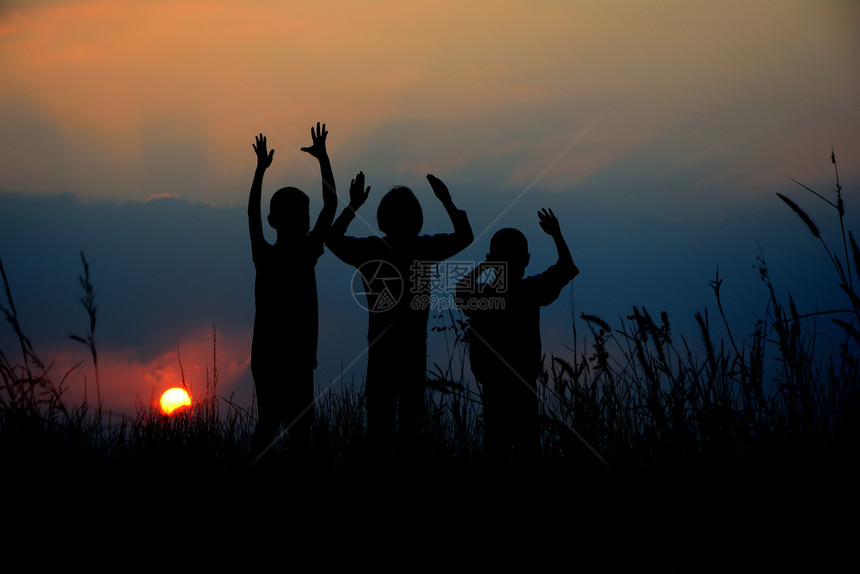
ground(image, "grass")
xmin=1 ymin=153 xmax=858 ymax=568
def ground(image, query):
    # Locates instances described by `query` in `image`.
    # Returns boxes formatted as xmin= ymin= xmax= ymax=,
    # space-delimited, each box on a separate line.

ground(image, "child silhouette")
xmin=248 ymin=123 xmax=337 ymax=459
xmin=456 ymin=208 xmax=578 ymax=464
xmin=327 ymin=173 xmax=473 ymax=455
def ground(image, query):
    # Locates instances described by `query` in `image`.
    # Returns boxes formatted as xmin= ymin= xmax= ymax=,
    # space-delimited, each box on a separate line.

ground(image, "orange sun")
xmin=159 ymin=387 xmax=192 ymax=415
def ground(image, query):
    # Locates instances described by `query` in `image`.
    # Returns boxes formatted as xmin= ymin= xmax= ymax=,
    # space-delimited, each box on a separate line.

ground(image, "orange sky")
xmin=2 ymin=0 xmax=858 ymax=210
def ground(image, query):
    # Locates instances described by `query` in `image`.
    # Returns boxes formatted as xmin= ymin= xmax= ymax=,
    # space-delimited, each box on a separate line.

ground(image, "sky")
xmin=1 ymin=0 xmax=859 ymax=415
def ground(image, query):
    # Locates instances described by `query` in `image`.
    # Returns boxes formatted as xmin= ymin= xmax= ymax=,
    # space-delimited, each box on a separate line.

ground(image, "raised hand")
xmin=300 ymin=122 xmax=328 ymax=160
xmin=427 ymin=174 xmax=452 ymax=204
xmin=253 ymin=133 xmax=274 ymax=170
xmin=349 ymin=171 xmax=371 ymax=208
xmin=538 ymin=208 xmax=561 ymax=236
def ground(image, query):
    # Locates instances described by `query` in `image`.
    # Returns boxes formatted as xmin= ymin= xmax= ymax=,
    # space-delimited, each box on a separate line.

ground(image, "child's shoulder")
xmin=520 ymin=262 xmax=574 ymax=304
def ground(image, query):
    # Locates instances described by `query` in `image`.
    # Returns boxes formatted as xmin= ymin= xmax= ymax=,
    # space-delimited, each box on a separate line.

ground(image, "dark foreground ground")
xmin=4 ymin=446 xmax=857 ymax=572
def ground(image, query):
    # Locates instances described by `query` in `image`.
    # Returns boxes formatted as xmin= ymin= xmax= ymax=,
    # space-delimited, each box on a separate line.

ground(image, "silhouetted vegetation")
xmin=1 ymin=154 xmax=857 ymax=568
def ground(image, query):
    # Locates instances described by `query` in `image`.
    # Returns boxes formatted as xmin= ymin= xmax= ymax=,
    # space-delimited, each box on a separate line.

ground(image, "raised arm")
xmin=326 ymin=171 xmax=371 ymax=262
xmin=538 ymin=208 xmax=578 ymax=279
xmin=248 ymin=133 xmax=274 ymax=260
xmin=300 ymin=122 xmax=337 ymax=234
xmin=426 ymin=173 xmax=474 ymax=252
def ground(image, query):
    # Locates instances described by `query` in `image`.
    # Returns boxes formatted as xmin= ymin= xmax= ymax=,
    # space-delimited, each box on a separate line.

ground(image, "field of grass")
xmin=2 ymin=159 xmax=858 ymax=569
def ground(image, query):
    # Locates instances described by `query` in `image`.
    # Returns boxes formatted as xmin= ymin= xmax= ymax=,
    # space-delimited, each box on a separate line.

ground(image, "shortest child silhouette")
xmin=456 ymin=209 xmax=578 ymax=464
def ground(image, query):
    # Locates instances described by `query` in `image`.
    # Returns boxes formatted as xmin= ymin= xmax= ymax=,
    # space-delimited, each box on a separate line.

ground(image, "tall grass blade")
xmin=776 ymin=193 xmax=820 ymax=238
xmin=788 ymin=177 xmax=837 ymax=209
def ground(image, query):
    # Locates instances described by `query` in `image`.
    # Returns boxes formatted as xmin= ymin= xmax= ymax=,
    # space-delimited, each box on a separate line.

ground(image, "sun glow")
xmin=159 ymin=387 xmax=192 ymax=415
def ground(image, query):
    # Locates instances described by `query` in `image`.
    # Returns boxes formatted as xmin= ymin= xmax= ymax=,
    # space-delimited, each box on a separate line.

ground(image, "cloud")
xmin=0 ymin=192 xmax=251 ymax=353
xmin=146 ymin=193 xmax=181 ymax=202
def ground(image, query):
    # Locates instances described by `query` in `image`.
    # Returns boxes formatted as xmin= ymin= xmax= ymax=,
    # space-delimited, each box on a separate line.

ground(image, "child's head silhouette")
xmin=489 ymin=228 xmax=530 ymax=279
xmin=269 ymin=187 xmax=310 ymax=237
xmin=377 ymin=186 xmax=423 ymax=238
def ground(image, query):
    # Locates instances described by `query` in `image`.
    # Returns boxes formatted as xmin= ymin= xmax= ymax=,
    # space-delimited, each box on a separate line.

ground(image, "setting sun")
xmin=159 ymin=387 xmax=192 ymax=415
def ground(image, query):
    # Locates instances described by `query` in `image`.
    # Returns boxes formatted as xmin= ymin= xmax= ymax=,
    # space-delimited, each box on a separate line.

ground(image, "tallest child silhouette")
xmin=248 ymin=123 xmax=337 ymax=458
xmin=327 ymin=173 xmax=473 ymax=455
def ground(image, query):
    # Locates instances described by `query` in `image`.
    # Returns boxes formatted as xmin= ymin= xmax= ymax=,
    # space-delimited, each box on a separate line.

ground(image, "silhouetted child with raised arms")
xmin=327 ymin=173 xmax=473 ymax=456
xmin=456 ymin=208 xmax=578 ymax=464
xmin=248 ymin=123 xmax=337 ymax=459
